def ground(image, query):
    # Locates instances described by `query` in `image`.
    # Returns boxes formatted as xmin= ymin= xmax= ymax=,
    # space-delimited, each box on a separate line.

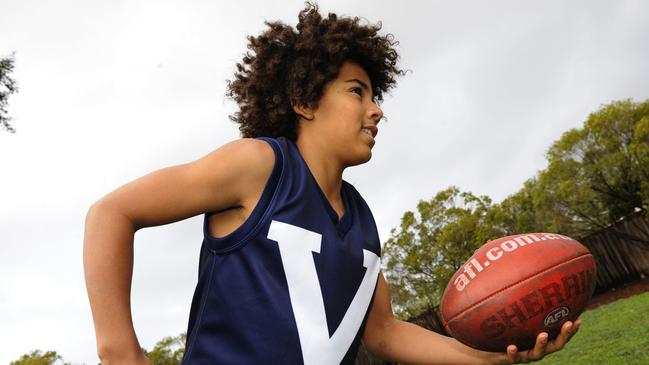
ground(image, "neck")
xmin=295 ymin=136 xmax=345 ymax=211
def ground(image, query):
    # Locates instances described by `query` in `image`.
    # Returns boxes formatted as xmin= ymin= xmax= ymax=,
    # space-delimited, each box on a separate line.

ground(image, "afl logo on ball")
xmin=543 ymin=306 xmax=570 ymax=327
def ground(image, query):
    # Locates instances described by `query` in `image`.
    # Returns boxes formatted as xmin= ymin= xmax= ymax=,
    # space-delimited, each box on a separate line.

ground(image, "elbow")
xmin=85 ymin=199 xmax=103 ymax=232
xmin=85 ymin=197 xmax=137 ymax=232
xmin=363 ymin=318 xmax=394 ymax=359
xmin=85 ymin=199 xmax=103 ymax=221
xmin=86 ymin=196 xmax=112 ymax=220
xmin=363 ymin=337 xmax=387 ymax=360
xmin=84 ymin=199 xmax=110 ymax=250
xmin=84 ymin=199 xmax=110 ymax=233
xmin=83 ymin=200 xmax=137 ymax=265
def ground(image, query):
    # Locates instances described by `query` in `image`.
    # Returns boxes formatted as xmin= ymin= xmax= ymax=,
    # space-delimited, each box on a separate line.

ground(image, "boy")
xmin=84 ymin=2 xmax=579 ymax=364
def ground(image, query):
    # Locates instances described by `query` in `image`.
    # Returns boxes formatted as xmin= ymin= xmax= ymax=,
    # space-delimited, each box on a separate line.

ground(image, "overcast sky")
xmin=1 ymin=0 xmax=648 ymax=363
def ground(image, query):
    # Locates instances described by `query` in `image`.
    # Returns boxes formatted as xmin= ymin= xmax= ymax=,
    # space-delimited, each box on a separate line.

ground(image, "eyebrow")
xmin=345 ymin=79 xmax=370 ymax=91
xmin=345 ymin=78 xmax=376 ymax=101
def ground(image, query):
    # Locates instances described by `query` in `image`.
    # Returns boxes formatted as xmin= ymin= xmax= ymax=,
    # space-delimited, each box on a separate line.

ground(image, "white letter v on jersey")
xmin=268 ymin=220 xmax=380 ymax=365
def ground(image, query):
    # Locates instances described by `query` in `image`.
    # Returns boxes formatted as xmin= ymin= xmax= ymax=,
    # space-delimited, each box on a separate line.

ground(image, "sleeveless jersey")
xmin=181 ymin=137 xmax=382 ymax=365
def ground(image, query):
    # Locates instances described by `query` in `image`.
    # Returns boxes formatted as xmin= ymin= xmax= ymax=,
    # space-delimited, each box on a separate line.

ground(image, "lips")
xmin=361 ymin=125 xmax=378 ymax=138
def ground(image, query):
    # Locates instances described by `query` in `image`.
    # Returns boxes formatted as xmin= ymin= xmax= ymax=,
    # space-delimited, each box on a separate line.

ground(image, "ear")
xmin=292 ymin=103 xmax=315 ymax=121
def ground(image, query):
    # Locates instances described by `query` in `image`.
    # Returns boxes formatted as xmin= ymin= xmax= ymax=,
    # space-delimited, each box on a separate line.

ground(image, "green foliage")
xmin=383 ymin=187 xmax=505 ymax=318
xmin=547 ymin=100 xmax=648 ymax=230
xmin=143 ymin=333 xmax=186 ymax=365
xmin=496 ymin=99 xmax=649 ymax=239
xmin=9 ymin=350 xmax=69 ymax=365
xmin=383 ymin=98 xmax=649 ymax=317
xmin=631 ymin=114 xmax=649 ymax=209
xmin=0 ymin=53 xmax=18 ymax=133
xmin=536 ymin=292 xmax=649 ymax=365
xmin=495 ymin=175 xmax=578 ymax=237
xmin=10 ymin=333 xmax=187 ymax=365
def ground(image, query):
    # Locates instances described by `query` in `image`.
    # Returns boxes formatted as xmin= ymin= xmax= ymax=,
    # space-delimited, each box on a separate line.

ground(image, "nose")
xmin=368 ymin=101 xmax=383 ymax=125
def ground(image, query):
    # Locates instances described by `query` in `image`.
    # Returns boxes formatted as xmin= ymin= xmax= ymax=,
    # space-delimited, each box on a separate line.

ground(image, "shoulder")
xmin=182 ymin=137 xmax=278 ymax=213
xmin=197 ymin=138 xmax=276 ymax=179
xmin=206 ymin=137 xmax=275 ymax=162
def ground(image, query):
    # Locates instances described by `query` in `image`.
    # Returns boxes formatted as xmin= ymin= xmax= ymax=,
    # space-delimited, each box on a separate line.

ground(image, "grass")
xmin=535 ymin=291 xmax=649 ymax=365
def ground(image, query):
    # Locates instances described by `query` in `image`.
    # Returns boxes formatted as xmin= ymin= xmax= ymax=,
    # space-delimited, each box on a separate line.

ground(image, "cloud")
xmin=1 ymin=1 xmax=649 ymax=364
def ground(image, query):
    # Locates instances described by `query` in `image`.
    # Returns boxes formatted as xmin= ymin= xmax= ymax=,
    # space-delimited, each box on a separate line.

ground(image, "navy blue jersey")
xmin=182 ymin=137 xmax=382 ymax=365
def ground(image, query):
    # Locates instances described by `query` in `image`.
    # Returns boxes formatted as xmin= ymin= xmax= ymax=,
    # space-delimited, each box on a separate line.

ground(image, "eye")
xmin=351 ymin=87 xmax=363 ymax=96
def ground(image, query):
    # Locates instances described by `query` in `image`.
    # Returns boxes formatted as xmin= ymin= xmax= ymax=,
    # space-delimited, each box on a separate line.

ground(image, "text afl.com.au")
xmin=453 ymin=233 xmax=574 ymax=292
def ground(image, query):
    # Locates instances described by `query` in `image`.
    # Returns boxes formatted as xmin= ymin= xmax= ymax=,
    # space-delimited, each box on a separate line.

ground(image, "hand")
xmin=498 ymin=319 xmax=581 ymax=364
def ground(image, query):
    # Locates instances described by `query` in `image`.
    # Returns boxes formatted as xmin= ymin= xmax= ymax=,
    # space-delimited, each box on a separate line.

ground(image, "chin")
xmin=347 ymin=150 xmax=372 ymax=167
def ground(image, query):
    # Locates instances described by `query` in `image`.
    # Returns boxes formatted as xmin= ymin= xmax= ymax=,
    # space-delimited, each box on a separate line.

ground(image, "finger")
xmin=547 ymin=321 xmax=574 ymax=352
xmin=572 ymin=318 xmax=582 ymax=333
xmin=506 ymin=344 xmax=520 ymax=364
xmin=527 ymin=332 xmax=549 ymax=361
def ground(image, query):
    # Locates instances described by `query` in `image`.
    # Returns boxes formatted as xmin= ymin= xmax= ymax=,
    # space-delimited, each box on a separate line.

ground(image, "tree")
xmin=383 ymin=99 xmax=649 ymax=317
xmin=382 ymin=187 xmax=504 ymax=318
xmin=10 ymin=333 xmax=187 ymax=365
xmin=9 ymin=350 xmax=69 ymax=365
xmin=506 ymin=99 xmax=649 ymax=239
xmin=494 ymin=175 xmax=578 ymax=237
xmin=143 ymin=333 xmax=186 ymax=365
xmin=1 ymin=53 xmax=18 ymax=133
xmin=548 ymin=100 xmax=645 ymax=223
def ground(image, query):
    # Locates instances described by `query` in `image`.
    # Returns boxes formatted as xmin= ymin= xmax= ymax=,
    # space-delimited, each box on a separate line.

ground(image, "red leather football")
xmin=440 ymin=233 xmax=596 ymax=352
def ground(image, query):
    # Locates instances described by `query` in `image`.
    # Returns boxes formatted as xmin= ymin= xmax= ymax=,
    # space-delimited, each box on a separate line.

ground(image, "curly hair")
xmin=226 ymin=1 xmax=405 ymax=140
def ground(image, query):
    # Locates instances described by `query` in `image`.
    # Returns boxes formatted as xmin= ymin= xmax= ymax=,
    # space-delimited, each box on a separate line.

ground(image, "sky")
xmin=1 ymin=0 xmax=648 ymax=363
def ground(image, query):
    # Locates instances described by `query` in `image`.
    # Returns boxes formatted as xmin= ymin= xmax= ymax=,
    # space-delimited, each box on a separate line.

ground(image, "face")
xmin=295 ymin=61 xmax=384 ymax=167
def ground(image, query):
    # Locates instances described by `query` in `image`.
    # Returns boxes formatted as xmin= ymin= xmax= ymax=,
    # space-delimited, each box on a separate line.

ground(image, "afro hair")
xmin=226 ymin=1 xmax=405 ymax=140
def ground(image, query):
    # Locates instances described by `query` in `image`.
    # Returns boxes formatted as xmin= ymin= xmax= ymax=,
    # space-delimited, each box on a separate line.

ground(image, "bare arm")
xmin=83 ymin=138 xmax=275 ymax=364
xmin=362 ymin=272 xmax=580 ymax=365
